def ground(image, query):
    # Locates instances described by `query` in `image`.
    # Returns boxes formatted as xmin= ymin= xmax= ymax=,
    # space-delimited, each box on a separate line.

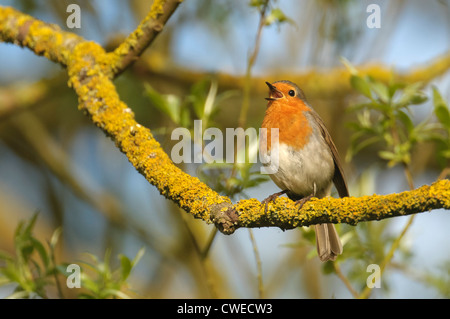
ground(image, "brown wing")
xmin=308 ymin=110 xmax=349 ymax=198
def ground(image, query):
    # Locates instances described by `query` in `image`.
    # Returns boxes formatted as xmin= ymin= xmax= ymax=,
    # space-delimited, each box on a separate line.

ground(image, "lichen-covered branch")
xmin=0 ymin=7 xmax=84 ymax=66
xmin=0 ymin=5 xmax=231 ymax=224
xmin=0 ymin=6 xmax=448 ymax=237
xmin=217 ymin=179 xmax=450 ymax=234
xmin=109 ymin=0 xmax=183 ymax=76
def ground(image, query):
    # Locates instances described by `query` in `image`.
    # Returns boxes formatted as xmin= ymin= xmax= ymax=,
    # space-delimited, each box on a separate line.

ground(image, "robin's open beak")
xmin=265 ymin=82 xmax=284 ymax=101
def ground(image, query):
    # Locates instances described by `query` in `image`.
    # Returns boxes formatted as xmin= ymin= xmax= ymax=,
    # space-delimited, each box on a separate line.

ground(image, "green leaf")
xmin=24 ymin=212 xmax=39 ymax=236
xmin=30 ymin=238 xmax=49 ymax=270
xmin=388 ymin=82 xmax=405 ymax=99
xmin=131 ymin=247 xmax=145 ymax=267
xmin=249 ymin=0 xmax=268 ymax=8
xmin=80 ymin=275 xmax=99 ymax=295
xmin=435 ymin=105 xmax=450 ymax=128
xmin=409 ymin=93 xmax=428 ymax=105
xmin=180 ymin=104 xmax=191 ymax=128
xmin=164 ymin=95 xmax=181 ymax=124
xmin=382 ymin=131 xmax=395 ymax=147
xmin=397 ymin=110 xmax=414 ymax=134
xmin=265 ymin=8 xmax=294 ymax=26
xmin=119 ymin=254 xmax=132 ymax=282
xmin=189 ymin=79 xmax=209 ymax=119
xmin=368 ymin=78 xmax=389 ymax=103
xmin=102 ymin=249 xmax=112 ymax=276
xmin=378 ymin=150 xmax=396 ymax=160
xmin=340 ymin=57 xmax=358 ymax=75
xmin=370 ymin=101 xmax=391 ymax=113
xmin=144 ymin=83 xmax=181 ymax=124
xmin=0 ymin=264 xmax=22 ymax=285
xmin=203 ymin=80 xmax=218 ymax=123
xmin=396 ymin=82 xmax=427 ymax=107
xmin=356 ymin=109 xmax=373 ymax=128
xmin=433 ymin=87 xmax=450 ymax=128
xmin=14 ymin=221 xmax=25 ymax=239
xmin=20 ymin=242 xmax=35 ymax=263
xmin=49 ymin=227 xmax=62 ymax=250
xmin=350 ymin=75 xmax=372 ymax=99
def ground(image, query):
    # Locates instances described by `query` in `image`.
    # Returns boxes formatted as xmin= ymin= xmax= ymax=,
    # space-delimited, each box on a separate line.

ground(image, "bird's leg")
xmin=261 ymin=190 xmax=288 ymax=213
xmin=294 ymin=194 xmax=313 ymax=210
xmin=294 ymin=183 xmax=316 ymax=210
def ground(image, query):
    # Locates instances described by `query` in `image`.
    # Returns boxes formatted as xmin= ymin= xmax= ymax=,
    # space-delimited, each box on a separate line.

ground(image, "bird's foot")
xmin=294 ymin=194 xmax=314 ymax=210
xmin=261 ymin=190 xmax=288 ymax=213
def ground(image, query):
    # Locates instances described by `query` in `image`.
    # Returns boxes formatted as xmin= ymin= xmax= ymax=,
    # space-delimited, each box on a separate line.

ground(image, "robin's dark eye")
xmin=288 ymin=90 xmax=295 ymax=97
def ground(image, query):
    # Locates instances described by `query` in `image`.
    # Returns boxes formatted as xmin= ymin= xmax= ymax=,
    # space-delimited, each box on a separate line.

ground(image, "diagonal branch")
xmin=109 ymin=0 xmax=183 ymax=77
xmin=0 ymin=6 xmax=449 ymax=237
xmin=0 ymin=5 xmax=230 ymax=221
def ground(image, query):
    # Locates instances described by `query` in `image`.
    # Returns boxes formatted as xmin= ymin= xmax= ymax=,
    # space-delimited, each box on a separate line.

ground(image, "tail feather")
xmin=314 ymin=223 xmax=342 ymax=262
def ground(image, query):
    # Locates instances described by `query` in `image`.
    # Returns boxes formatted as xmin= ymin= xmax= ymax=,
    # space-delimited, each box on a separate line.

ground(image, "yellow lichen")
xmin=231 ymin=180 xmax=449 ymax=231
xmin=149 ymin=0 xmax=167 ymax=20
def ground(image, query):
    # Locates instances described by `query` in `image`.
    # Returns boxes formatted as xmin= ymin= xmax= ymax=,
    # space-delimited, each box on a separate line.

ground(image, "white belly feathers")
xmin=262 ymin=131 xmax=335 ymax=198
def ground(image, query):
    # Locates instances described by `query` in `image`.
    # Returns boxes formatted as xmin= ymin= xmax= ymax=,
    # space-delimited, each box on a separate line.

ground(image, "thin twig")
xmin=403 ymin=163 xmax=415 ymax=190
xmin=201 ymin=227 xmax=218 ymax=260
xmin=178 ymin=208 xmax=219 ymax=298
xmin=238 ymin=1 xmax=269 ymax=128
xmin=437 ymin=166 xmax=450 ymax=181
xmin=333 ymin=262 xmax=359 ymax=298
xmin=248 ymin=229 xmax=264 ymax=298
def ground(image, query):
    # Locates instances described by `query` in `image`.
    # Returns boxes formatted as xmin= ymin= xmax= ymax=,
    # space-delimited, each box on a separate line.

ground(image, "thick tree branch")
xmin=0 ymin=7 xmax=84 ymax=66
xmin=216 ymin=179 xmax=450 ymax=234
xmin=0 ymin=6 xmax=448 ymax=237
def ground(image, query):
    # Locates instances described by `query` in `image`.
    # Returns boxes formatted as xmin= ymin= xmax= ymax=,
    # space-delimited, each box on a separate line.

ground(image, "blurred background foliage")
xmin=0 ymin=0 xmax=449 ymax=298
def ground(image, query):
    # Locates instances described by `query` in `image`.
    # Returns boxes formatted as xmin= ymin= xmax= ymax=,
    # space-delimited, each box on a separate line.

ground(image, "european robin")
xmin=260 ymin=80 xmax=349 ymax=262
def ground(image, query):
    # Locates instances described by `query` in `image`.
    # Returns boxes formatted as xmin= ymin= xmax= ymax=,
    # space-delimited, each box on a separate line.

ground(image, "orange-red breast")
xmin=260 ymin=80 xmax=349 ymax=262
